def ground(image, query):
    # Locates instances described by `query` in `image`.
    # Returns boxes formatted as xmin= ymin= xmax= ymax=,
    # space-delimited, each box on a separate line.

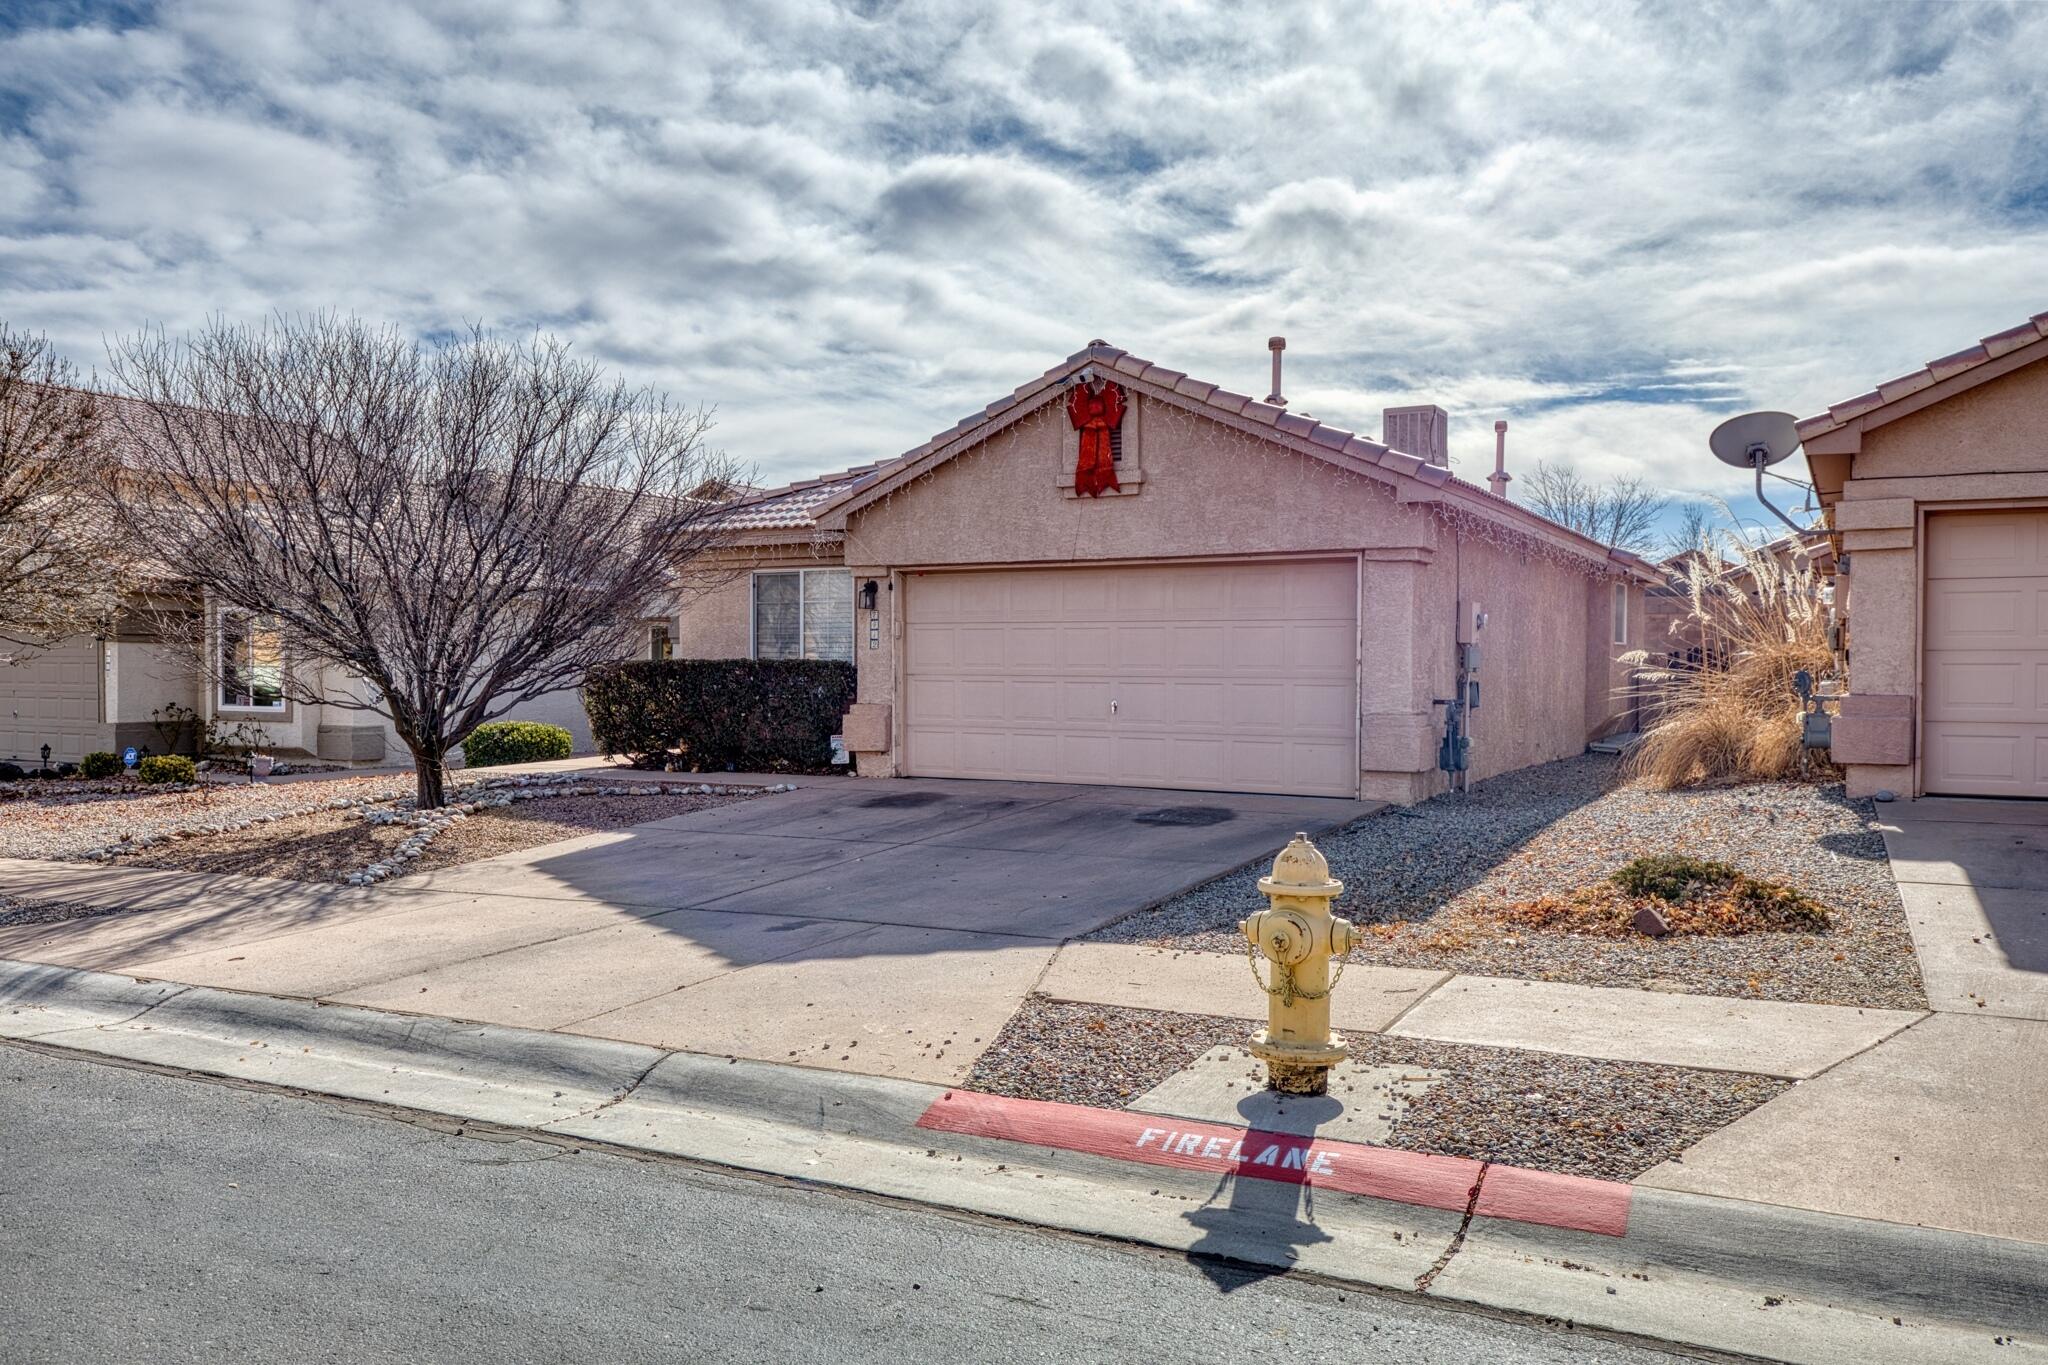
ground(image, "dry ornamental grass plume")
xmin=1625 ymin=529 xmax=1836 ymax=789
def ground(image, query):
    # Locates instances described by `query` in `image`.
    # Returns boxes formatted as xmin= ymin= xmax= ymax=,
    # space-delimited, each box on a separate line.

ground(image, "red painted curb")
xmin=915 ymin=1089 xmax=1630 ymax=1238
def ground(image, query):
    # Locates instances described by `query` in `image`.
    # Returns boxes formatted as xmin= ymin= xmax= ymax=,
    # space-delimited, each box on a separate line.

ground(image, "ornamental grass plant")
xmin=1625 ymin=531 xmax=1836 ymax=789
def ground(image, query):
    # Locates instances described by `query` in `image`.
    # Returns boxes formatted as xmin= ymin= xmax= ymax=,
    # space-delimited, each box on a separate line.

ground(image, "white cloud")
xmin=0 ymin=0 xmax=2043 ymax=521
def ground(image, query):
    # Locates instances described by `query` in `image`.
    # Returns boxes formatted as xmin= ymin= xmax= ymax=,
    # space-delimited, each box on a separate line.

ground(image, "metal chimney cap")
xmin=1494 ymin=419 xmax=1508 ymax=432
xmin=1267 ymin=336 xmax=1286 ymax=350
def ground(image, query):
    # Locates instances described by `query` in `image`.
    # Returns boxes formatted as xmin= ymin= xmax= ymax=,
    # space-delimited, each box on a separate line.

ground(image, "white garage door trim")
xmin=1922 ymin=507 xmax=2048 ymax=798
xmin=902 ymin=557 xmax=1361 ymax=798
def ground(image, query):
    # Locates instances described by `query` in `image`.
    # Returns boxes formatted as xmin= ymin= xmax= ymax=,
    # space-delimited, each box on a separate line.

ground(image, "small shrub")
xmin=583 ymin=658 xmax=857 ymax=773
xmin=1498 ymin=855 xmax=1830 ymax=938
xmin=1610 ymin=853 xmax=1738 ymax=902
xmin=138 ymin=754 xmax=198 ymax=785
xmin=461 ymin=720 xmax=574 ymax=768
xmin=0 ymin=762 xmax=22 ymax=780
xmin=80 ymin=751 xmax=123 ymax=779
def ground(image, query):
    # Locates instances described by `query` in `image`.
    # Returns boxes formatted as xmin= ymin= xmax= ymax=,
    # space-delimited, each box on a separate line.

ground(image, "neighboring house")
xmin=0 ymin=600 xmax=674 ymax=768
xmin=683 ymin=340 xmax=1659 ymax=803
xmin=1799 ymin=308 xmax=2048 ymax=800
xmin=0 ymin=392 xmax=680 ymax=768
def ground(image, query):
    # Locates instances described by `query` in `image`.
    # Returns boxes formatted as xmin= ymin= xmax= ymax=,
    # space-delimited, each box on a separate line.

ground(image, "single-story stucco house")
xmin=680 ymin=339 xmax=1659 ymax=803
xmin=1801 ymin=307 xmax=2048 ymax=800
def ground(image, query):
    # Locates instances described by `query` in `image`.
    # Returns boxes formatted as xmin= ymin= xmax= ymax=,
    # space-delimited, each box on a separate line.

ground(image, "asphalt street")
xmin=0 ymin=1042 xmax=1706 ymax=1365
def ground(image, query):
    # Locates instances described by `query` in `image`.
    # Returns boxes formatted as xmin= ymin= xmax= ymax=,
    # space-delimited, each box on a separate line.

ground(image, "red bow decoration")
xmin=1066 ymin=380 xmax=1126 ymax=497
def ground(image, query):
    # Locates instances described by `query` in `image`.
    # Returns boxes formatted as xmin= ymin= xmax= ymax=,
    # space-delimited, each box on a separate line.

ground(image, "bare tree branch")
xmin=1522 ymin=460 xmax=1668 ymax=555
xmin=0 ymin=325 xmax=127 ymax=662
xmin=105 ymin=315 xmax=736 ymax=807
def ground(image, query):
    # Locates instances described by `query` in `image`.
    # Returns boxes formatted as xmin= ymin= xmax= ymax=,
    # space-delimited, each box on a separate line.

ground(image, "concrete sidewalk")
xmin=4 ymin=959 xmax=2040 ymax=1365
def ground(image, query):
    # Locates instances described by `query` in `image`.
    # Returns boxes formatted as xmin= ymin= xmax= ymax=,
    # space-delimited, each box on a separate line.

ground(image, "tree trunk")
xmin=414 ymin=750 xmax=447 ymax=810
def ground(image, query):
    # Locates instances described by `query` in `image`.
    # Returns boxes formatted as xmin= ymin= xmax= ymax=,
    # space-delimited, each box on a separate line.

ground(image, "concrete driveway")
xmin=3 ymin=779 xmax=1374 ymax=1085
xmin=399 ymin=778 xmax=1374 ymax=939
xmin=1877 ymin=797 xmax=2048 ymax=1020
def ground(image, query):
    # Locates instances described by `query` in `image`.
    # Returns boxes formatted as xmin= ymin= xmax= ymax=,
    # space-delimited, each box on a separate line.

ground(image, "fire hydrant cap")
xmin=1257 ymin=832 xmax=1343 ymax=899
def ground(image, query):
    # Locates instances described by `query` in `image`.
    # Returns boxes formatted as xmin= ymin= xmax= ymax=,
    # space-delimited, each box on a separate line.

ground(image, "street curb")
xmin=4 ymin=958 xmax=2041 ymax=1365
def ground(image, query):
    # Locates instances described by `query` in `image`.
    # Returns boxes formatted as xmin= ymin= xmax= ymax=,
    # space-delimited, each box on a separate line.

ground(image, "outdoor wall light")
xmin=860 ymin=579 xmax=880 ymax=611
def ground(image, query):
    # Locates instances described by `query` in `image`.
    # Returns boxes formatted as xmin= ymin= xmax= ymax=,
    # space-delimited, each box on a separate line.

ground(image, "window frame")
xmin=749 ymin=568 xmax=855 ymax=663
xmin=217 ymin=607 xmax=289 ymax=714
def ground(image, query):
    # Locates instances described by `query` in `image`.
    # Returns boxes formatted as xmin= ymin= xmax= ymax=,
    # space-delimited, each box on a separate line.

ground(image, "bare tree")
xmin=1663 ymin=500 xmax=1721 ymax=561
xmin=107 ymin=316 xmax=734 ymax=808
xmin=1522 ymin=461 xmax=1667 ymax=555
xmin=0 ymin=326 xmax=126 ymax=662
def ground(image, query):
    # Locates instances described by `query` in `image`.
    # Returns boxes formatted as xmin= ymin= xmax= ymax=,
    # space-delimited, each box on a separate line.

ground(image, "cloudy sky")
xmin=3 ymin=0 xmax=2045 ymax=538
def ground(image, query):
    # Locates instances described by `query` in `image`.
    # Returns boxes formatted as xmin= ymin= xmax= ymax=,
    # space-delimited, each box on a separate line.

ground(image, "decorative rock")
xmin=1631 ymin=905 xmax=1671 ymax=938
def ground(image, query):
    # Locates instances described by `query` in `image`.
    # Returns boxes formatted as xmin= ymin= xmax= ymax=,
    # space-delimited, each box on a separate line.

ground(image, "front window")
xmin=220 ymin=610 xmax=286 ymax=710
xmin=753 ymin=569 xmax=853 ymax=662
xmin=650 ymin=623 xmax=673 ymax=662
xmin=1612 ymin=583 xmax=1630 ymax=645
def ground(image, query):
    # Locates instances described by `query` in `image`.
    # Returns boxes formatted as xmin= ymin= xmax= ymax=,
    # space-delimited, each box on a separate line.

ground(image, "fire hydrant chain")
xmin=1244 ymin=937 xmax=1348 ymax=1005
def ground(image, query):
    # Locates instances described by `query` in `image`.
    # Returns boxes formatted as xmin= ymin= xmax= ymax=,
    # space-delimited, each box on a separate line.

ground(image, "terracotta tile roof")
xmin=1795 ymin=309 xmax=2048 ymax=441
xmin=706 ymin=462 xmax=888 ymax=532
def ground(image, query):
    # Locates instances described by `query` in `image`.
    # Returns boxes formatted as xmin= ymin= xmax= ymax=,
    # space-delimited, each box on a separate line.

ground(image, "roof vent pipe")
xmin=1266 ymin=336 xmax=1286 ymax=407
xmin=1489 ymin=420 xmax=1512 ymax=498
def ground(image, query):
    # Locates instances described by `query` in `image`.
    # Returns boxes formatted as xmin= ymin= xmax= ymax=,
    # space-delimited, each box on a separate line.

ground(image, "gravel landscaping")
xmin=0 ymin=775 xmax=418 ymax=862
xmin=966 ymin=997 xmax=1788 ymax=1181
xmin=118 ymin=788 xmax=757 ymax=885
xmin=1093 ymin=755 xmax=1926 ymax=1010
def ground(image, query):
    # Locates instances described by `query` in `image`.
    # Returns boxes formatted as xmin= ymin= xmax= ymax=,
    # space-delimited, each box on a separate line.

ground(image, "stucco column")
xmin=843 ymin=566 xmax=897 ymax=777
xmin=1834 ymin=536 xmax=1917 ymax=797
xmin=1358 ymin=550 xmax=1438 ymax=803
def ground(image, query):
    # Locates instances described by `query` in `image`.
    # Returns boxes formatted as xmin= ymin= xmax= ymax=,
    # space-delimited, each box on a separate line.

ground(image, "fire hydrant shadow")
xmin=1179 ymin=1090 xmax=1344 ymax=1291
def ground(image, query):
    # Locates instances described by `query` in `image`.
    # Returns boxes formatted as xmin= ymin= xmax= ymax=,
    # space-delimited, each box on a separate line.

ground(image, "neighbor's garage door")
xmin=0 ymin=635 xmax=101 ymax=766
xmin=1923 ymin=509 xmax=2048 ymax=798
xmin=904 ymin=560 xmax=1358 ymax=797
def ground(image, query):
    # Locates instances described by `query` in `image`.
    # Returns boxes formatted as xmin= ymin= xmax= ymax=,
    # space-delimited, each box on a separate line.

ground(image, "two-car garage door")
xmin=1923 ymin=510 xmax=2048 ymax=797
xmin=903 ymin=560 xmax=1359 ymax=797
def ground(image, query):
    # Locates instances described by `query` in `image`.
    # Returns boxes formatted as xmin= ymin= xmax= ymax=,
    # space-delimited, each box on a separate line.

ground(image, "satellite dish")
xmin=1709 ymin=411 xmax=1800 ymax=469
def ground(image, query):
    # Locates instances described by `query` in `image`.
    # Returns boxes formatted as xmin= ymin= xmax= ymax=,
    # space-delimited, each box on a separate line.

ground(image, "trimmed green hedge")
xmin=80 ymin=751 xmax=123 ymax=779
xmin=138 ymin=754 xmax=197 ymax=784
xmin=461 ymin=720 xmax=574 ymax=768
xmin=583 ymin=659 xmax=856 ymax=773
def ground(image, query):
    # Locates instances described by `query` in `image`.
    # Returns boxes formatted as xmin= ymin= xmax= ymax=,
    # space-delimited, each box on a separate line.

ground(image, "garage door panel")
xmin=1925 ymin=511 xmax=2048 ymax=797
xmin=906 ymin=561 xmax=1359 ymax=797
xmin=1292 ymin=623 xmax=1358 ymax=669
xmin=1926 ymin=512 xmax=2048 ymax=578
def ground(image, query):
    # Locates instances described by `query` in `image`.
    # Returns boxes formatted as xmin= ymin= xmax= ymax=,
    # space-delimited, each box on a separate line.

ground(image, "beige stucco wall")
xmin=674 ymin=544 xmax=847 ymax=659
xmin=1824 ymin=354 xmax=2048 ymax=797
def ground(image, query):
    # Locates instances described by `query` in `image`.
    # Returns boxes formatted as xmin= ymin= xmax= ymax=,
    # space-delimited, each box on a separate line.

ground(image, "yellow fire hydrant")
xmin=1241 ymin=832 xmax=1357 ymax=1095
